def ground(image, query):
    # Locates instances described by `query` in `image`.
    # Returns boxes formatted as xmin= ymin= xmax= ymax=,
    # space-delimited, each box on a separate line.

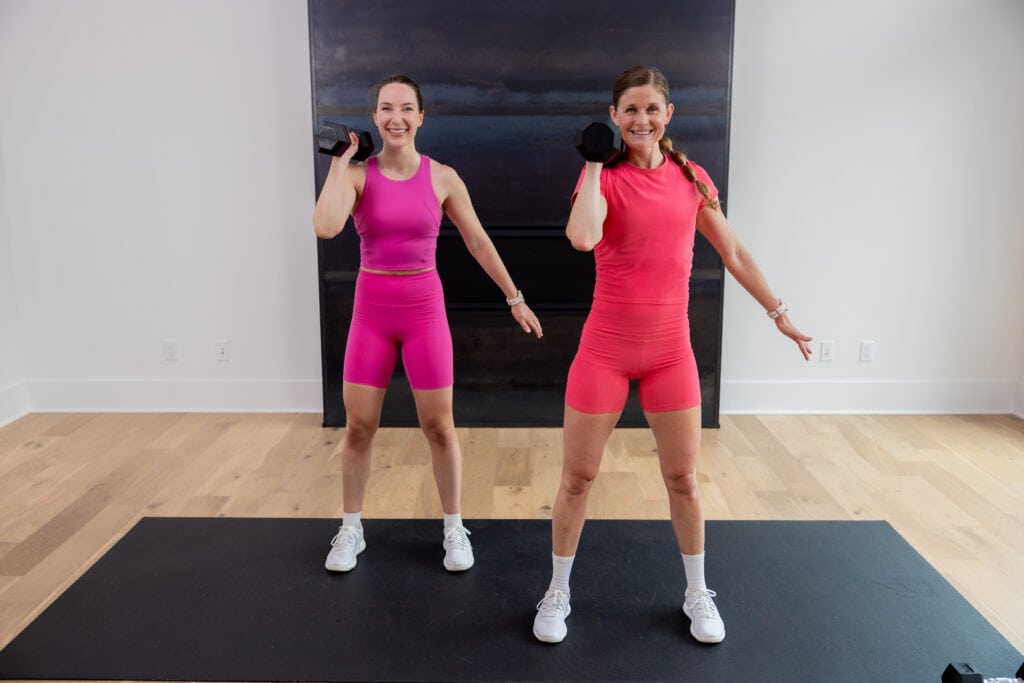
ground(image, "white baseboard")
xmin=10 ymin=378 xmax=1022 ymax=419
xmin=26 ymin=379 xmax=324 ymax=413
xmin=721 ymin=379 xmax=1018 ymax=415
xmin=0 ymin=381 xmax=30 ymax=427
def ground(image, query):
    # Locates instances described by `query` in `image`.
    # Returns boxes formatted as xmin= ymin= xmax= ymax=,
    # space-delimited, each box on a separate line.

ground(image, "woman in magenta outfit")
xmin=532 ymin=66 xmax=813 ymax=645
xmin=312 ymin=75 xmax=542 ymax=574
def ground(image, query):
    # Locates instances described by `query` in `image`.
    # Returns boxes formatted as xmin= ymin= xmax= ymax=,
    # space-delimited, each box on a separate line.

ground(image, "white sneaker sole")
xmin=682 ymin=605 xmax=725 ymax=643
xmin=689 ymin=625 xmax=725 ymax=644
xmin=325 ymin=538 xmax=366 ymax=572
xmin=443 ymin=555 xmax=474 ymax=572
xmin=533 ymin=624 xmax=567 ymax=643
xmin=533 ymin=603 xmax=570 ymax=643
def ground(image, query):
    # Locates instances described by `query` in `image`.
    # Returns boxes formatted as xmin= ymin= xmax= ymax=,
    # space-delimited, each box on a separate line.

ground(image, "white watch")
xmin=767 ymin=299 xmax=789 ymax=320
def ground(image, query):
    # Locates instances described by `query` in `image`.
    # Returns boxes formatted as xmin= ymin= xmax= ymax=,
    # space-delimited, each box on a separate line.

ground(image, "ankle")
xmin=548 ymin=553 xmax=574 ymax=595
xmin=681 ymin=551 xmax=707 ymax=592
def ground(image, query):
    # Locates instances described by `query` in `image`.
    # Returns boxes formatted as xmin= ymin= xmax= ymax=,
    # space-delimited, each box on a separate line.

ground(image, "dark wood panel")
xmin=310 ymin=0 xmax=734 ymax=428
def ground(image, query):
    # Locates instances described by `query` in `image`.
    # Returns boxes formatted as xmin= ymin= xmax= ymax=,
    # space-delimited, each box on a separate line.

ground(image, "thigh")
xmin=637 ymin=345 xmax=701 ymax=413
xmin=399 ymin=275 xmax=454 ymax=391
xmin=563 ymin=403 xmax=621 ymax=479
xmin=343 ymin=301 xmax=399 ymax=389
xmin=342 ymin=381 xmax=388 ymax=428
xmin=644 ymin=406 xmax=702 ymax=477
xmin=411 ymin=385 xmax=455 ymax=431
xmin=401 ymin=318 xmax=454 ymax=391
xmin=565 ymin=354 xmax=630 ymax=415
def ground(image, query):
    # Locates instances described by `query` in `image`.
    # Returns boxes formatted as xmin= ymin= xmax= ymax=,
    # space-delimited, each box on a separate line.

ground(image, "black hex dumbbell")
xmin=942 ymin=660 xmax=1024 ymax=683
xmin=315 ymin=122 xmax=374 ymax=161
xmin=575 ymin=122 xmax=622 ymax=164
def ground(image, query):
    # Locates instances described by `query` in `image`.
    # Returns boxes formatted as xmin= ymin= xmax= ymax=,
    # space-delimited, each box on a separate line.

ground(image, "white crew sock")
xmin=443 ymin=512 xmax=463 ymax=530
xmin=548 ymin=553 xmax=575 ymax=595
xmin=682 ymin=551 xmax=707 ymax=593
xmin=342 ymin=511 xmax=362 ymax=529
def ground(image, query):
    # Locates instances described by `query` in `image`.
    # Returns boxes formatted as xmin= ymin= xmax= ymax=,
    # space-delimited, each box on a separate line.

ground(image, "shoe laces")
xmin=329 ymin=525 xmax=359 ymax=551
xmin=687 ymin=589 xmax=720 ymax=619
xmin=536 ymin=589 xmax=570 ymax=617
xmin=443 ymin=525 xmax=472 ymax=551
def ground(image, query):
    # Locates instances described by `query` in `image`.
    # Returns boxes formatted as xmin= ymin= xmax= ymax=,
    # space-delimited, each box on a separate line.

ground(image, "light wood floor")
xmin=1 ymin=412 xmax=1022 ymax=674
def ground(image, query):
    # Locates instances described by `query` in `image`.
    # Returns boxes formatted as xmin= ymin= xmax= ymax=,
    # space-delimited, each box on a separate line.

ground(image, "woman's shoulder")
xmin=427 ymin=155 xmax=455 ymax=176
xmin=428 ymin=157 xmax=464 ymax=188
xmin=681 ymin=157 xmax=714 ymax=183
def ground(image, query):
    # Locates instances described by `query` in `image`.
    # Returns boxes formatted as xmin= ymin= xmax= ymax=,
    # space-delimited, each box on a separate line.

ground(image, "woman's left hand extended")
xmin=776 ymin=315 xmax=813 ymax=361
xmin=512 ymin=303 xmax=543 ymax=339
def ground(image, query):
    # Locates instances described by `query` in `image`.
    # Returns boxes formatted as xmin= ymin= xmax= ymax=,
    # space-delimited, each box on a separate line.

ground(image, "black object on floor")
xmin=0 ymin=518 xmax=1019 ymax=682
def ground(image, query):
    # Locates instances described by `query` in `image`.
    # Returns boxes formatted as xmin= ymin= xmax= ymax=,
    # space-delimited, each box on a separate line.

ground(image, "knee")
xmin=560 ymin=469 xmax=597 ymax=499
xmin=663 ymin=469 xmax=701 ymax=502
xmin=420 ymin=417 xmax=458 ymax=450
xmin=343 ymin=416 xmax=378 ymax=450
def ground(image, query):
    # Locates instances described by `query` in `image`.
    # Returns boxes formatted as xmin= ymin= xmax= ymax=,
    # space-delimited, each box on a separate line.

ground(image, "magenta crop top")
xmin=352 ymin=154 xmax=443 ymax=271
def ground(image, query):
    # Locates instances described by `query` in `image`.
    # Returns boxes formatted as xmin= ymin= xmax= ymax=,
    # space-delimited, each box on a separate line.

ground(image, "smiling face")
xmin=610 ymin=83 xmax=674 ymax=155
xmin=372 ymin=82 xmax=424 ymax=149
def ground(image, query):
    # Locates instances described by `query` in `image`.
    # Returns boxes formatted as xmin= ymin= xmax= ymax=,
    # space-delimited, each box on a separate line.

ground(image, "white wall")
xmin=723 ymin=0 xmax=1024 ymax=414
xmin=1018 ymin=292 xmax=1024 ymax=418
xmin=0 ymin=0 xmax=1021 ymax=418
xmin=0 ymin=127 xmax=29 ymax=426
xmin=0 ymin=0 xmax=321 ymax=416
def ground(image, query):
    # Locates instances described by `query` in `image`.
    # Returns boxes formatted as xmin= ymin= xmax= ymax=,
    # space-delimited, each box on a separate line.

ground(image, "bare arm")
xmin=311 ymin=132 xmax=362 ymax=239
xmin=565 ymin=162 xmax=607 ymax=251
xmin=439 ymin=164 xmax=543 ymax=338
xmin=696 ymin=205 xmax=813 ymax=360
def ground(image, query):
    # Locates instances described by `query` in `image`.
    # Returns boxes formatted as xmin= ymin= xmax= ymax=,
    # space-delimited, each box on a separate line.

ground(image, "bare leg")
xmin=534 ymin=404 xmax=620 ymax=643
xmin=551 ymin=405 xmax=621 ymax=556
xmin=645 ymin=406 xmax=704 ymax=554
xmin=648 ymin=406 xmax=725 ymax=643
xmin=340 ymin=381 xmax=387 ymax=513
xmin=412 ymin=386 xmax=461 ymax=513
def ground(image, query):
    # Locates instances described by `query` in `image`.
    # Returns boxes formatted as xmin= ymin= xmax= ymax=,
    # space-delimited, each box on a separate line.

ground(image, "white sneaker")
xmin=325 ymin=525 xmax=365 ymax=572
xmin=442 ymin=525 xmax=474 ymax=571
xmin=683 ymin=588 xmax=725 ymax=643
xmin=533 ymin=589 xmax=571 ymax=643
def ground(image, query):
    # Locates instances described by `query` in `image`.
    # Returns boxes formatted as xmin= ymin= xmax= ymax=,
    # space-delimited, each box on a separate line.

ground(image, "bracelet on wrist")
xmin=506 ymin=290 xmax=525 ymax=306
xmin=767 ymin=299 xmax=789 ymax=320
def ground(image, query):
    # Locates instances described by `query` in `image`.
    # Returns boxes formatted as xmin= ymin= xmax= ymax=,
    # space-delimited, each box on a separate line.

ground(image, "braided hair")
xmin=611 ymin=66 xmax=720 ymax=212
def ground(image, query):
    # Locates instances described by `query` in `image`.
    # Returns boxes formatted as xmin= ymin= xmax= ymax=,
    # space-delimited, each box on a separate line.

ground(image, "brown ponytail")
xmin=659 ymin=137 xmax=720 ymax=211
xmin=613 ymin=65 xmax=721 ymax=212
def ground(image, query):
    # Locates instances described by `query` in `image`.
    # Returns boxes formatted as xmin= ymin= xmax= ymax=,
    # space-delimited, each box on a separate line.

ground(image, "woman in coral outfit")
xmin=533 ymin=66 xmax=812 ymax=645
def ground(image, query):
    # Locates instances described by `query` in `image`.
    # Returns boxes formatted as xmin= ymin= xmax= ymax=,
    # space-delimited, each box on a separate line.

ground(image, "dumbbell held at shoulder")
xmin=575 ymin=122 xmax=623 ymax=164
xmin=315 ymin=122 xmax=375 ymax=162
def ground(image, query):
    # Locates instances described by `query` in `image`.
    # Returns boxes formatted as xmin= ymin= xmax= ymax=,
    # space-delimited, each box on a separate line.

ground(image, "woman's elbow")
xmin=720 ymin=247 xmax=748 ymax=275
xmin=566 ymin=223 xmax=598 ymax=251
xmin=313 ymin=218 xmax=338 ymax=240
xmin=569 ymin=236 xmax=596 ymax=252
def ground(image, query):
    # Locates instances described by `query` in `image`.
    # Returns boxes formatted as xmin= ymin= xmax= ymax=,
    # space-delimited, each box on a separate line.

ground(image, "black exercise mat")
xmin=0 ymin=518 xmax=1019 ymax=682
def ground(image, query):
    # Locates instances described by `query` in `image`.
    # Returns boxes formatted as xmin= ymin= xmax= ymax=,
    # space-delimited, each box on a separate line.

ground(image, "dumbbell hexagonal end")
xmin=352 ymin=129 xmax=375 ymax=162
xmin=314 ymin=128 xmax=342 ymax=155
xmin=575 ymin=122 xmax=621 ymax=164
xmin=942 ymin=662 xmax=983 ymax=683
